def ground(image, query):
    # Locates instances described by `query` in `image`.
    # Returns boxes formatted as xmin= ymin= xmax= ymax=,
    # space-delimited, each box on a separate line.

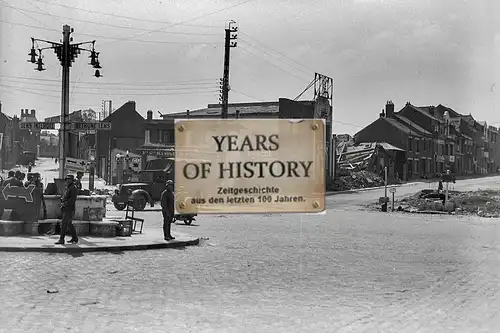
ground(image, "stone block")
xmin=0 ymin=221 xmax=24 ymax=236
xmin=90 ymin=221 xmax=118 ymax=237
xmin=44 ymin=195 xmax=107 ymax=221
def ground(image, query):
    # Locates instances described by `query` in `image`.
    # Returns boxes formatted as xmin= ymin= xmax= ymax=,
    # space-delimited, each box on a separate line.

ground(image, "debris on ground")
xmin=331 ymin=168 xmax=388 ymax=191
xmin=367 ymin=189 xmax=500 ymax=218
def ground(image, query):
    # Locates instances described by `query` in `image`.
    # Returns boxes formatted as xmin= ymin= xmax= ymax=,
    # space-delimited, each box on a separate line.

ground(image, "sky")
xmin=0 ymin=0 xmax=499 ymax=135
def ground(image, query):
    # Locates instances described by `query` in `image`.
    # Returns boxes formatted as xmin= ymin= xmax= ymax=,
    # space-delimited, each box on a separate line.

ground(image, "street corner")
xmin=0 ymin=230 xmax=200 ymax=253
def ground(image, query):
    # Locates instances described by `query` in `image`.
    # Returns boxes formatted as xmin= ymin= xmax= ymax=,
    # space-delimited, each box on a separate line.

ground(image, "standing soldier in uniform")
xmin=75 ymin=171 xmax=83 ymax=192
xmin=55 ymin=175 xmax=78 ymax=245
xmin=161 ymin=180 xmax=175 ymax=241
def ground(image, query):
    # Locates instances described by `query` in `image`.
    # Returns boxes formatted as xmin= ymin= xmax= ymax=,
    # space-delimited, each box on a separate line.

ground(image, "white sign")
xmin=389 ymin=187 xmax=396 ymax=194
xmin=174 ymin=119 xmax=326 ymax=214
xmin=65 ymin=157 xmax=87 ymax=172
xmin=20 ymin=122 xmax=56 ymax=130
xmin=70 ymin=122 xmax=112 ymax=131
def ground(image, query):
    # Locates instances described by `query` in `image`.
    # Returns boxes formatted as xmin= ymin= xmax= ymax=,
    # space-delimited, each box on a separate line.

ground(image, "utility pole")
xmin=219 ymin=20 xmax=238 ymax=119
xmin=29 ymin=25 xmax=102 ymax=180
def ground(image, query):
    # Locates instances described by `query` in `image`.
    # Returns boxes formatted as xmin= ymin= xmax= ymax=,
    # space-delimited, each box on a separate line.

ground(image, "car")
xmin=112 ymin=183 xmax=154 ymax=211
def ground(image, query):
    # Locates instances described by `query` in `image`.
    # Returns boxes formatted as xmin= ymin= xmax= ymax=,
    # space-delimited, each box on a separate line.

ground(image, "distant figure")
xmin=75 ymin=171 xmax=84 ymax=191
xmin=55 ymin=175 xmax=78 ymax=245
xmin=438 ymin=180 xmax=443 ymax=194
xmin=24 ymin=174 xmax=34 ymax=187
xmin=4 ymin=171 xmax=23 ymax=187
xmin=160 ymin=180 xmax=175 ymax=241
xmin=55 ymin=158 xmax=58 ymax=164
xmin=28 ymin=161 xmax=33 ymax=173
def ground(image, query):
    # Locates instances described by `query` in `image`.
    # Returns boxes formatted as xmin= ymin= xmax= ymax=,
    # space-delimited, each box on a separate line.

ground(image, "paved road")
xmin=1 ymin=168 xmax=500 ymax=332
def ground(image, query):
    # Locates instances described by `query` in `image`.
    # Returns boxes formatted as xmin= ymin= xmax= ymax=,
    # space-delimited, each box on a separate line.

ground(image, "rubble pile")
xmin=332 ymin=169 xmax=385 ymax=191
xmin=373 ymin=189 xmax=500 ymax=218
xmin=449 ymin=190 xmax=500 ymax=217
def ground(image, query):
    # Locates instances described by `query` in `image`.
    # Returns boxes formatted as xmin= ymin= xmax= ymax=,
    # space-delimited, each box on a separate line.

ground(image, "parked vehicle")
xmin=112 ymin=183 xmax=154 ymax=211
xmin=18 ymin=151 xmax=36 ymax=166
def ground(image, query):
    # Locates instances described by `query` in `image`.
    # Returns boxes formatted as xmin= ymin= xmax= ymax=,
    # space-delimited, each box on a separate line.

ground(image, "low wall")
xmin=44 ymin=195 xmax=107 ymax=221
xmin=0 ymin=219 xmax=124 ymax=237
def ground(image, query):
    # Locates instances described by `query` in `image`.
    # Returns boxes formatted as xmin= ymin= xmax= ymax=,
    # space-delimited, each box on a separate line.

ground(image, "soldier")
xmin=4 ymin=171 xmax=23 ymax=187
xmin=55 ymin=174 xmax=78 ymax=245
xmin=75 ymin=171 xmax=84 ymax=191
xmin=24 ymin=173 xmax=34 ymax=187
xmin=160 ymin=180 xmax=175 ymax=241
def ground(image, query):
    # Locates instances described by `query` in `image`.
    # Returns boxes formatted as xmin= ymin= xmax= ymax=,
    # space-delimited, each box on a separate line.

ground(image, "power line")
xmin=0 ymin=5 xmax=222 ymax=35
xmin=0 ymin=74 xmax=218 ymax=86
xmin=30 ymin=0 xmax=221 ymax=28
xmin=0 ymin=0 xmax=58 ymax=31
xmin=0 ymin=18 xmax=222 ymax=45
xmin=238 ymin=45 xmax=309 ymax=82
xmin=2 ymin=79 xmax=218 ymax=91
xmin=24 ymin=0 xmax=65 ymax=26
xmin=231 ymin=89 xmax=264 ymax=102
xmin=239 ymin=36 xmax=311 ymax=77
xmin=240 ymin=32 xmax=316 ymax=72
xmin=0 ymin=83 xmax=218 ymax=96
xmin=98 ymin=0 xmax=259 ymax=47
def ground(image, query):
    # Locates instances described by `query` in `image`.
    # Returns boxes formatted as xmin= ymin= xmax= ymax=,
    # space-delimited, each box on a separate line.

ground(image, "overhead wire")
xmin=238 ymin=44 xmax=309 ymax=82
xmin=0 ymin=74 xmax=218 ymax=86
xmin=0 ymin=83 xmax=218 ymax=96
xmin=1 ymin=80 xmax=218 ymax=91
xmin=98 ymin=0 xmax=259 ymax=47
xmin=240 ymin=32 xmax=316 ymax=73
xmin=1 ymin=5 xmax=222 ymax=35
xmin=238 ymin=36 xmax=311 ymax=77
xmin=231 ymin=89 xmax=264 ymax=102
xmin=0 ymin=0 xmax=58 ymax=31
xmin=28 ymin=0 xmax=220 ymax=28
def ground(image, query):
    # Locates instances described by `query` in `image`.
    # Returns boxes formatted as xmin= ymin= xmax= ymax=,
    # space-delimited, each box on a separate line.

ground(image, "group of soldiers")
xmin=1 ymin=170 xmax=40 ymax=188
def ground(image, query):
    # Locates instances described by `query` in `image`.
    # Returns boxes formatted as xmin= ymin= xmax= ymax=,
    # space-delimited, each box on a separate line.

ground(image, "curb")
xmin=0 ymin=237 xmax=200 ymax=253
xmin=326 ymin=183 xmax=413 ymax=196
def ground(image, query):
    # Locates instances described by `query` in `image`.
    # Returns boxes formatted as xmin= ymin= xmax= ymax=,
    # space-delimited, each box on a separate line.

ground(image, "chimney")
xmin=31 ymin=109 xmax=35 ymax=117
xmin=147 ymin=110 xmax=153 ymax=120
xmin=385 ymin=100 xmax=394 ymax=118
xmin=428 ymin=106 xmax=435 ymax=116
xmin=236 ymin=110 xmax=240 ymax=118
xmin=186 ymin=109 xmax=190 ymax=118
xmin=379 ymin=109 xmax=385 ymax=118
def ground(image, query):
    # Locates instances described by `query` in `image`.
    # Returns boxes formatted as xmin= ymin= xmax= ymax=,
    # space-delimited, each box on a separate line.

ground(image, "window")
xmin=408 ymin=138 xmax=413 ymax=151
xmin=416 ymin=139 xmax=420 ymax=152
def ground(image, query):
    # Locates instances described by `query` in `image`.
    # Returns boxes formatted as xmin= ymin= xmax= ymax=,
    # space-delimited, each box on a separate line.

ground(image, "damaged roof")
xmin=337 ymin=142 xmax=405 ymax=170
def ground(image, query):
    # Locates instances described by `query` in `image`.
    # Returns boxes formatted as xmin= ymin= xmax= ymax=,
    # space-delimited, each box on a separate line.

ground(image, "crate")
xmin=114 ymin=219 xmax=133 ymax=237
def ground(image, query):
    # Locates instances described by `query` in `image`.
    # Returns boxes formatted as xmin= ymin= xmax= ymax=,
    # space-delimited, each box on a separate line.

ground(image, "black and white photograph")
xmin=0 ymin=0 xmax=499 ymax=332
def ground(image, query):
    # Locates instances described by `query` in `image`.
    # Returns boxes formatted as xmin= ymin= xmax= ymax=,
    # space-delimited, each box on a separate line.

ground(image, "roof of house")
xmin=393 ymin=114 xmax=432 ymax=136
xmin=382 ymin=117 xmax=412 ymax=135
xmin=435 ymin=104 xmax=462 ymax=118
xmin=337 ymin=141 xmax=405 ymax=170
xmin=405 ymin=104 xmax=441 ymax=122
xmin=163 ymin=102 xmax=280 ymax=118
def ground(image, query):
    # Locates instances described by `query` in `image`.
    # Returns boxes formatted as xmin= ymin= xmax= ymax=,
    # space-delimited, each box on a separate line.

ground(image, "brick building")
xmin=95 ymin=101 xmax=145 ymax=183
xmin=136 ymin=97 xmax=335 ymax=185
xmin=355 ymin=101 xmax=498 ymax=180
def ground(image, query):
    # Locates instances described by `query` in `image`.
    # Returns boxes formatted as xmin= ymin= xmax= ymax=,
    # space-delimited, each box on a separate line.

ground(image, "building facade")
xmin=95 ymin=101 xmax=145 ymax=184
xmin=355 ymin=101 xmax=499 ymax=180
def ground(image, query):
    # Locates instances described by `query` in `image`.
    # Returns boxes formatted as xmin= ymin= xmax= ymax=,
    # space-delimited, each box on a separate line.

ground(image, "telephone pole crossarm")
xmin=220 ymin=20 xmax=238 ymax=119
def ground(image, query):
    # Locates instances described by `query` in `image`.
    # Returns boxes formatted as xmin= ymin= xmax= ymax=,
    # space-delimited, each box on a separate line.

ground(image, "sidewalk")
xmin=0 ymin=230 xmax=199 ymax=253
xmin=326 ymin=181 xmax=420 ymax=196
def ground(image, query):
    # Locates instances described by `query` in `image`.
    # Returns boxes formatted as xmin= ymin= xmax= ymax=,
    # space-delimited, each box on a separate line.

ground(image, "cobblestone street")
xmin=2 ymin=202 xmax=500 ymax=332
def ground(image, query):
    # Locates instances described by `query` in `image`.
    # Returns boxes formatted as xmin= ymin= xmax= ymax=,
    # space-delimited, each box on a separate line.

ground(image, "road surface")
xmin=0 ymin=163 xmax=499 ymax=332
